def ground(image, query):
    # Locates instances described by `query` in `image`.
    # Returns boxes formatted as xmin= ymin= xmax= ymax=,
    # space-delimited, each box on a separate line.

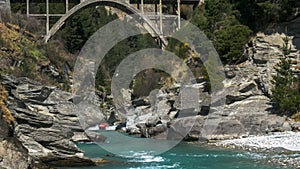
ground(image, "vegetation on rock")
xmin=271 ymin=36 xmax=300 ymax=116
xmin=0 ymin=84 xmax=14 ymax=125
xmin=0 ymin=21 xmax=75 ymax=90
xmin=292 ymin=112 xmax=300 ymax=122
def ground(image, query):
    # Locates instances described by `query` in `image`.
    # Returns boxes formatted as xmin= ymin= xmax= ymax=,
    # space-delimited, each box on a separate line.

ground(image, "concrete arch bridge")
xmin=23 ymin=0 xmax=201 ymax=47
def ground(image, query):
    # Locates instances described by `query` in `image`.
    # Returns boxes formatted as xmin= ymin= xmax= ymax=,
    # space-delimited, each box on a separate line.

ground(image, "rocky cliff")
xmin=191 ymin=33 xmax=298 ymax=139
xmin=0 ymin=75 xmax=96 ymax=169
xmin=186 ymin=32 xmax=299 ymax=140
xmin=122 ymin=32 xmax=300 ymax=141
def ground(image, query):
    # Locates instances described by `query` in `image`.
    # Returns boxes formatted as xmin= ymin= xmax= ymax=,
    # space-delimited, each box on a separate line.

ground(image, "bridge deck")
xmin=130 ymin=0 xmax=199 ymax=4
xmin=11 ymin=0 xmax=199 ymax=4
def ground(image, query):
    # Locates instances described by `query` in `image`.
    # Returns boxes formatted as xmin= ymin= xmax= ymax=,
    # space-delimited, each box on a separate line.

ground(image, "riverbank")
xmin=214 ymin=131 xmax=300 ymax=168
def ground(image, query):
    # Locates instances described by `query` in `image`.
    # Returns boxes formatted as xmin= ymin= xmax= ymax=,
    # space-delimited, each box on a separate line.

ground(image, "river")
xmin=62 ymin=140 xmax=292 ymax=169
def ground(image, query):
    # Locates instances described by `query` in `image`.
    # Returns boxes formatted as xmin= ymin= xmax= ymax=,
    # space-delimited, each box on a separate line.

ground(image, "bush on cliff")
xmin=271 ymin=36 xmax=300 ymax=116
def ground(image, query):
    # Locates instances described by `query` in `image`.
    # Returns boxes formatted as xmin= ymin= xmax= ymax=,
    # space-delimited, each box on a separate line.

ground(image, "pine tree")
xmin=271 ymin=36 xmax=300 ymax=116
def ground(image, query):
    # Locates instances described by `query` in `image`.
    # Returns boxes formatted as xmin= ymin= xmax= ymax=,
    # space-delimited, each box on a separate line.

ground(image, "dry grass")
xmin=0 ymin=84 xmax=14 ymax=125
xmin=292 ymin=112 xmax=300 ymax=122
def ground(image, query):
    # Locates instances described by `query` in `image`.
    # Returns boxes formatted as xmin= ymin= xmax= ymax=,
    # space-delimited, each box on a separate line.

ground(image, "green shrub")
xmin=271 ymin=37 xmax=300 ymax=116
xmin=215 ymin=24 xmax=252 ymax=63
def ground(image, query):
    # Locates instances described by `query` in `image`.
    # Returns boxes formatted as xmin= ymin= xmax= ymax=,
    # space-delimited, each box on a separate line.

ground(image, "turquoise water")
xmin=63 ymin=141 xmax=295 ymax=169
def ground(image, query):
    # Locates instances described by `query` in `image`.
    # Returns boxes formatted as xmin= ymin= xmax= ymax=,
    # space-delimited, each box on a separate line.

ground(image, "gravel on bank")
xmin=214 ymin=131 xmax=300 ymax=168
xmin=216 ymin=131 xmax=300 ymax=151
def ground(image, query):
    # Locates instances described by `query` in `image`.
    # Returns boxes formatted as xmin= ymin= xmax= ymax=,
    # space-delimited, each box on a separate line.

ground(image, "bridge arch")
xmin=44 ymin=0 xmax=167 ymax=47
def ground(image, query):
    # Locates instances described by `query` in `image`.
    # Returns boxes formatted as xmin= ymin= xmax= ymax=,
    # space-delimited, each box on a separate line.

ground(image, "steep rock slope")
xmin=187 ymin=33 xmax=299 ymax=140
xmin=0 ymin=75 xmax=96 ymax=168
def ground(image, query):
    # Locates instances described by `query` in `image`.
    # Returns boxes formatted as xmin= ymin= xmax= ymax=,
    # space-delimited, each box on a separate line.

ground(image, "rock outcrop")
xmin=118 ymin=82 xmax=207 ymax=138
xmin=185 ymin=33 xmax=299 ymax=140
xmin=125 ymin=33 xmax=299 ymax=141
xmin=0 ymin=75 xmax=95 ymax=169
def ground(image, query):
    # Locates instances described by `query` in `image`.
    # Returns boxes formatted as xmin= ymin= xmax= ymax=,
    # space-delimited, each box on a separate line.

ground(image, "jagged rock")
xmin=0 ymin=75 xmax=96 ymax=168
xmin=40 ymin=155 xmax=95 ymax=168
xmin=292 ymin=122 xmax=300 ymax=132
xmin=85 ymin=131 xmax=106 ymax=143
xmin=0 ymin=139 xmax=48 ymax=169
xmin=115 ymin=122 xmax=126 ymax=131
xmin=71 ymin=132 xmax=90 ymax=142
xmin=163 ymin=33 xmax=299 ymax=141
xmin=107 ymin=111 xmax=118 ymax=126
xmin=76 ymin=102 xmax=106 ymax=129
xmin=13 ymin=108 xmax=54 ymax=127
xmin=181 ymin=33 xmax=299 ymax=140
xmin=43 ymin=89 xmax=73 ymax=104
xmin=243 ymin=33 xmax=300 ymax=95
xmin=123 ymin=88 xmax=176 ymax=135
xmin=124 ymin=59 xmax=295 ymax=141
xmin=141 ymin=124 xmax=167 ymax=138
xmin=132 ymin=98 xmax=150 ymax=107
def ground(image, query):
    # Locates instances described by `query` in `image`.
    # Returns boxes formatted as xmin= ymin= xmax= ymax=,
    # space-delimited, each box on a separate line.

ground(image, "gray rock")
xmin=13 ymin=108 xmax=54 ymax=127
xmin=123 ymin=33 xmax=298 ymax=141
xmin=44 ymin=89 xmax=73 ymax=104
xmin=71 ymin=132 xmax=90 ymax=142
xmin=0 ymin=75 xmax=96 ymax=168
xmin=85 ymin=131 xmax=106 ymax=143
xmin=291 ymin=122 xmax=300 ymax=131
xmin=0 ymin=140 xmax=47 ymax=169
xmin=107 ymin=111 xmax=119 ymax=126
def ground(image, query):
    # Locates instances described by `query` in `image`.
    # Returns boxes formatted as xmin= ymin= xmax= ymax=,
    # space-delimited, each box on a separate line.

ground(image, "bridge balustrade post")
xmin=66 ymin=0 xmax=69 ymax=12
xmin=159 ymin=0 xmax=162 ymax=35
xmin=177 ymin=0 xmax=181 ymax=29
xmin=26 ymin=0 xmax=29 ymax=17
xmin=141 ymin=0 xmax=144 ymax=15
xmin=46 ymin=0 xmax=49 ymax=35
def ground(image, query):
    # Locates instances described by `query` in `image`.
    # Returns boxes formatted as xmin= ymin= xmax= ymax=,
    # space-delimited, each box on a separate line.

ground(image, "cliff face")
xmin=0 ymin=22 xmax=74 ymax=90
xmin=186 ymin=32 xmax=299 ymax=140
xmin=116 ymin=32 xmax=299 ymax=141
xmin=0 ymin=75 xmax=95 ymax=169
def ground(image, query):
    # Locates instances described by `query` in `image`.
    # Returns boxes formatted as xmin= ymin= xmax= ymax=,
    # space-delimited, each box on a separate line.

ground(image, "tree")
xmin=191 ymin=0 xmax=253 ymax=64
xmin=57 ymin=6 xmax=118 ymax=53
xmin=271 ymin=36 xmax=300 ymax=116
xmin=232 ymin=0 xmax=296 ymax=31
xmin=215 ymin=24 xmax=252 ymax=63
